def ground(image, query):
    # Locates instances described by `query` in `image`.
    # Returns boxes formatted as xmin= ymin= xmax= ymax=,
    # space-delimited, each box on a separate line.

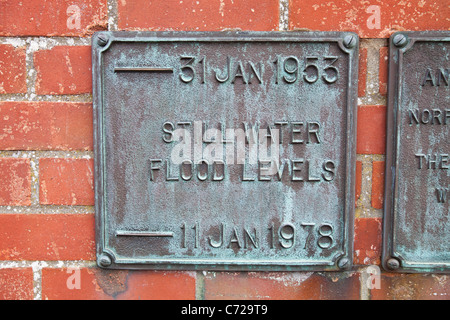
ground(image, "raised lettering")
xmin=307 ymin=121 xmax=321 ymax=144
xmin=248 ymin=62 xmax=262 ymax=84
xmin=244 ymin=228 xmax=259 ymax=248
xmin=162 ymin=121 xmax=175 ymax=142
xmin=180 ymin=160 xmax=193 ymax=181
xmin=231 ymin=60 xmax=248 ymax=84
xmin=322 ymin=160 xmax=336 ymax=181
xmin=215 ymin=56 xmax=230 ymax=82
xmin=291 ymin=122 xmax=304 ymax=144
xmin=422 ymin=68 xmax=435 ymax=86
xmin=436 ymin=188 xmax=448 ymax=203
xmin=149 ymin=159 xmax=162 ymax=181
xmin=209 ymin=223 xmax=224 ymax=248
xmin=228 ymin=227 xmax=242 ymax=248
xmin=437 ymin=68 xmax=449 ymax=86
xmin=291 ymin=159 xmax=304 ymax=181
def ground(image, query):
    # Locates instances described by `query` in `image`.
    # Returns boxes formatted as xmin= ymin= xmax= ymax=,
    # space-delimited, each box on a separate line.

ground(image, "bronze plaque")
xmin=383 ymin=32 xmax=449 ymax=273
xmin=92 ymin=32 xmax=358 ymax=270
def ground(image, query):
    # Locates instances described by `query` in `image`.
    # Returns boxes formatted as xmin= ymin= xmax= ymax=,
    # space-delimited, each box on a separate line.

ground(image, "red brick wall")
xmin=0 ymin=0 xmax=448 ymax=300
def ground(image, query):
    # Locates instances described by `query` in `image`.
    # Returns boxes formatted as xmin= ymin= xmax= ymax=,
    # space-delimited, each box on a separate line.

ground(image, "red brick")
xmin=379 ymin=47 xmax=388 ymax=95
xmin=0 ymin=158 xmax=31 ymax=206
xmin=42 ymin=268 xmax=196 ymax=300
xmin=0 ymin=268 xmax=34 ymax=300
xmin=371 ymin=161 xmax=385 ymax=210
xmin=118 ymin=0 xmax=279 ymax=31
xmin=39 ymin=158 xmax=94 ymax=205
xmin=289 ymin=0 xmax=449 ymax=38
xmin=34 ymin=46 xmax=92 ymax=95
xmin=357 ymin=105 xmax=386 ymax=155
xmin=204 ymin=272 xmax=360 ymax=300
xmin=355 ymin=160 xmax=362 ymax=207
xmin=0 ymin=0 xmax=107 ymax=37
xmin=371 ymin=273 xmax=450 ymax=300
xmin=0 ymin=44 xmax=27 ymax=94
xmin=353 ymin=218 xmax=382 ymax=266
xmin=0 ymin=214 xmax=95 ymax=261
xmin=358 ymin=48 xmax=368 ymax=97
xmin=0 ymin=102 xmax=93 ymax=151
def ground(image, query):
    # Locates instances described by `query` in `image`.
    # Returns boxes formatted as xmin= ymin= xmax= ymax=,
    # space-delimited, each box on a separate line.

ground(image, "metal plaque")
xmin=383 ymin=32 xmax=449 ymax=273
xmin=92 ymin=32 xmax=358 ymax=270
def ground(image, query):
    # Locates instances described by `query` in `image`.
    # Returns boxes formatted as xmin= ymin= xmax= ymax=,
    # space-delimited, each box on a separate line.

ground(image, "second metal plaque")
xmin=93 ymin=32 xmax=358 ymax=270
xmin=383 ymin=32 xmax=449 ymax=273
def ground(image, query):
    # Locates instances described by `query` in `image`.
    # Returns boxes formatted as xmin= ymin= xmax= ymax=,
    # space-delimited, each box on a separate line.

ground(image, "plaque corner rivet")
xmin=386 ymin=257 xmax=401 ymax=270
xmin=98 ymin=253 xmax=113 ymax=267
xmin=97 ymin=33 xmax=109 ymax=47
xmin=343 ymin=34 xmax=357 ymax=49
xmin=393 ymin=33 xmax=408 ymax=48
xmin=337 ymin=257 xmax=351 ymax=270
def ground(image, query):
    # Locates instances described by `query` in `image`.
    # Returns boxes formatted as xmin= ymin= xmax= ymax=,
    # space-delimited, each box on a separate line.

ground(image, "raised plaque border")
xmin=92 ymin=31 xmax=358 ymax=271
xmin=383 ymin=31 xmax=450 ymax=274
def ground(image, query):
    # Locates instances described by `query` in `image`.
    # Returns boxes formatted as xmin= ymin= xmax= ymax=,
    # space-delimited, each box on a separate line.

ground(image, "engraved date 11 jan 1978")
xmin=180 ymin=222 xmax=335 ymax=250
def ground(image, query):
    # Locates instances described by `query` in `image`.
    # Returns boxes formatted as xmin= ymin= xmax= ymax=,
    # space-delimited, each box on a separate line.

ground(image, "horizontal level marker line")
xmin=114 ymin=67 xmax=174 ymax=72
xmin=116 ymin=230 xmax=174 ymax=237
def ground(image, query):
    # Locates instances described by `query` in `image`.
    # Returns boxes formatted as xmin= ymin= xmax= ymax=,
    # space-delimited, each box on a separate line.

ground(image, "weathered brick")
xmin=371 ymin=273 xmax=450 ymax=300
xmin=0 ymin=44 xmax=27 ymax=94
xmin=0 ymin=0 xmax=107 ymax=36
xmin=357 ymin=105 xmax=386 ymax=155
xmin=371 ymin=161 xmax=385 ymax=209
xmin=118 ymin=0 xmax=279 ymax=31
xmin=379 ymin=47 xmax=389 ymax=95
xmin=0 ymin=102 xmax=93 ymax=151
xmin=34 ymin=46 xmax=92 ymax=95
xmin=289 ymin=0 xmax=449 ymax=38
xmin=0 ymin=158 xmax=31 ymax=206
xmin=42 ymin=268 xmax=196 ymax=300
xmin=204 ymin=272 xmax=360 ymax=300
xmin=0 ymin=214 xmax=95 ymax=261
xmin=354 ymin=218 xmax=382 ymax=266
xmin=0 ymin=268 xmax=34 ymax=300
xmin=39 ymin=158 xmax=94 ymax=206
xmin=358 ymin=48 xmax=368 ymax=97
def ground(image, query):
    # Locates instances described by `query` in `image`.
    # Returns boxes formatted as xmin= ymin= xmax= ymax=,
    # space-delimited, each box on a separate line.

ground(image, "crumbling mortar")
xmin=279 ymin=0 xmax=289 ymax=31
xmin=355 ymin=155 xmax=384 ymax=218
xmin=0 ymin=205 xmax=95 ymax=215
xmin=107 ymin=0 xmax=119 ymax=31
xmin=195 ymin=271 xmax=206 ymax=300
xmin=0 ymin=150 xmax=93 ymax=159
xmin=358 ymin=38 xmax=388 ymax=106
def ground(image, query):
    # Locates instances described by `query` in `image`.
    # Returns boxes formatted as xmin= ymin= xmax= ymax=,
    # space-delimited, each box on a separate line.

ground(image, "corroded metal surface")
xmin=92 ymin=32 xmax=358 ymax=270
xmin=383 ymin=31 xmax=449 ymax=273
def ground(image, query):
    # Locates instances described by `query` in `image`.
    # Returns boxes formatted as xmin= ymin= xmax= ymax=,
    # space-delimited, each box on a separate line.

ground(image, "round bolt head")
xmin=343 ymin=35 xmax=356 ymax=49
xmin=386 ymin=258 xmax=400 ymax=270
xmin=393 ymin=34 xmax=408 ymax=48
xmin=97 ymin=34 xmax=109 ymax=47
xmin=98 ymin=254 xmax=112 ymax=267
xmin=337 ymin=257 xmax=351 ymax=269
